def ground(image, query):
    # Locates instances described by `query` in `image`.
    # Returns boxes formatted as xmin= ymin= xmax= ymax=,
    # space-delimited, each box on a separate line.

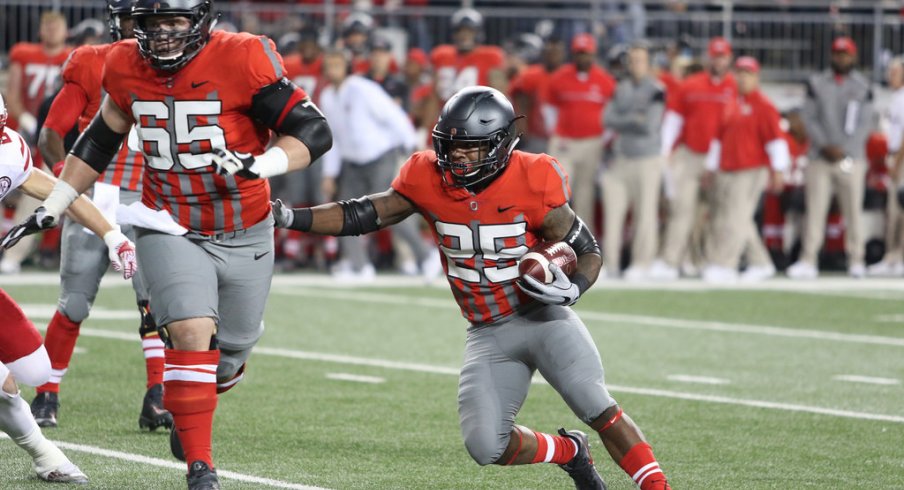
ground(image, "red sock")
xmin=619 ymin=442 xmax=669 ymax=490
xmin=37 ymin=311 xmax=81 ymax=394
xmin=531 ymin=431 xmax=578 ymax=465
xmin=141 ymin=332 xmax=165 ymax=388
xmin=163 ymin=349 xmax=219 ymax=468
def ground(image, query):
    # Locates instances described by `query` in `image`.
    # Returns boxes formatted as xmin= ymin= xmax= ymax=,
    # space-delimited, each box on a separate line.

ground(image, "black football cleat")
xmin=139 ymin=384 xmax=173 ymax=431
xmin=186 ymin=460 xmax=219 ymax=490
xmin=31 ymin=392 xmax=59 ymax=428
xmin=170 ymin=426 xmax=186 ymax=462
xmin=558 ymin=428 xmax=607 ymax=490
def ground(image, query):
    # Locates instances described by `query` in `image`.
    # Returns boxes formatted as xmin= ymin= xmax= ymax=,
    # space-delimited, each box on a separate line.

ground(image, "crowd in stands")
xmin=2 ymin=5 xmax=901 ymax=283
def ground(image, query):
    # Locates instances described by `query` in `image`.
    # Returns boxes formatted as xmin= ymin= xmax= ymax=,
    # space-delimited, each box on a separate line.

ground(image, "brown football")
xmin=518 ymin=241 xmax=578 ymax=284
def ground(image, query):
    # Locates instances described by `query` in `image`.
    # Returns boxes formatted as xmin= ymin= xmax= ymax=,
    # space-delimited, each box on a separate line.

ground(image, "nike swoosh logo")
xmin=254 ymin=251 xmax=270 ymax=261
xmin=497 ymin=205 xmax=515 ymax=213
xmin=191 ymin=81 xmax=209 ymax=89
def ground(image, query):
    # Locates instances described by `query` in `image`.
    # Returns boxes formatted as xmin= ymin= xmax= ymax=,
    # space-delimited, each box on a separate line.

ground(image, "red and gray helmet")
xmin=132 ymin=0 xmax=216 ymax=72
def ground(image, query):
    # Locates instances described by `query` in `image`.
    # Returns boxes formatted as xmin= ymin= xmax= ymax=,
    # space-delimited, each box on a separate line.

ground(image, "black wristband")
xmin=572 ymin=273 xmax=591 ymax=295
xmin=291 ymin=208 xmax=313 ymax=231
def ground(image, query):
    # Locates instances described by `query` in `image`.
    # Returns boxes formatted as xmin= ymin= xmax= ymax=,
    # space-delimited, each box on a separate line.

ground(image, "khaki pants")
xmin=550 ymin=135 xmax=604 ymax=236
xmin=706 ymin=167 xmax=771 ymax=269
xmin=600 ymin=155 xmax=663 ymax=275
xmin=881 ymin=169 xmax=904 ymax=262
xmin=660 ymin=146 xmax=707 ymax=267
xmin=800 ymin=158 xmax=867 ymax=267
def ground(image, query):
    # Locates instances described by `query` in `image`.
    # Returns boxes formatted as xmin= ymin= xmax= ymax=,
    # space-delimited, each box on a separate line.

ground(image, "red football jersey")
xmin=668 ymin=71 xmax=737 ymax=153
xmin=430 ymin=44 xmax=505 ymax=101
xmin=716 ymin=90 xmax=783 ymax=172
xmin=392 ymin=150 xmax=571 ymax=325
xmin=9 ymin=43 xmax=72 ymax=117
xmin=45 ymin=43 xmax=144 ymax=191
xmin=103 ymin=32 xmax=302 ymax=234
xmin=509 ymin=64 xmax=553 ymax=138
xmin=0 ymin=288 xmax=44 ymax=364
xmin=283 ymin=53 xmax=323 ymax=102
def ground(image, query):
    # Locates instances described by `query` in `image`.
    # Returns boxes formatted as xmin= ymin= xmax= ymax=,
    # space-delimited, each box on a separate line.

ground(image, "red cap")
xmin=734 ymin=56 xmax=760 ymax=74
xmin=708 ymin=36 xmax=732 ymax=57
xmin=832 ymin=37 xmax=857 ymax=55
xmin=407 ymin=47 xmax=428 ymax=67
xmin=571 ymin=33 xmax=597 ymax=54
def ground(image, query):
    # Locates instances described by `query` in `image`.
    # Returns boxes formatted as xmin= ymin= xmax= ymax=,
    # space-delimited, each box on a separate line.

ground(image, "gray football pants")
xmin=134 ymin=216 xmax=274 ymax=382
xmin=458 ymin=304 xmax=616 ymax=465
xmin=58 ymin=190 xmax=147 ymax=322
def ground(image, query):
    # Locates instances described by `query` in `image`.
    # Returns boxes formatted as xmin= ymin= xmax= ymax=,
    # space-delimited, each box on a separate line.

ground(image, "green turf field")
xmin=1 ymin=275 xmax=902 ymax=489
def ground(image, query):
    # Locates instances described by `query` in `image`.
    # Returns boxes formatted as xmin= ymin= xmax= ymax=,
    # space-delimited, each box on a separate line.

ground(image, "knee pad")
xmin=462 ymin=428 xmax=509 ymax=466
xmin=6 ymin=345 xmax=51 ymax=387
xmin=58 ymin=292 xmax=93 ymax=323
xmin=137 ymin=300 xmax=158 ymax=337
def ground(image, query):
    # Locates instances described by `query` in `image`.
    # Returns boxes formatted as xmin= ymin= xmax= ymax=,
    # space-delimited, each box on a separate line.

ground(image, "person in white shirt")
xmin=318 ymin=49 xmax=418 ymax=280
xmin=869 ymin=57 xmax=904 ymax=276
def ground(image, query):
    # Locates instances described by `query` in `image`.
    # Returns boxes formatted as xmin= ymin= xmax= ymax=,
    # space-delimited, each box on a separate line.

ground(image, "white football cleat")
xmin=740 ymin=264 xmax=776 ymax=283
xmin=35 ymin=460 xmax=88 ymax=484
xmin=786 ymin=260 xmax=818 ymax=280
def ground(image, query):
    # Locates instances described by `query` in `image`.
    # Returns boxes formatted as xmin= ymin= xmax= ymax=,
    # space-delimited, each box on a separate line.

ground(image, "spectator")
xmin=284 ymin=26 xmax=324 ymax=99
xmin=340 ymin=11 xmax=375 ymax=75
xmin=601 ymin=41 xmax=665 ymax=279
xmin=788 ymin=37 xmax=876 ymax=279
xmin=544 ymin=33 xmax=616 ymax=238
xmin=650 ymin=36 xmax=736 ymax=280
xmin=510 ymin=35 xmax=565 ymax=154
xmin=366 ymin=35 xmax=408 ymax=106
xmin=868 ymin=57 xmax=904 ymax=276
xmin=318 ymin=50 xmax=418 ymax=281
xmin=702 ymin=57 xmax=790 ymax=283
xmin=431 ymin=8 xmax=506 ymax=101
xmin=1 ymin=11 xmax=71 ymax=275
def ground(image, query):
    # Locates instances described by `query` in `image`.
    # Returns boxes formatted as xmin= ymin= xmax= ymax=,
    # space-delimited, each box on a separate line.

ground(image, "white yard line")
xmin=326 ymin=373 xmax=386 ymax=384
xmin=667 ymin=375 xmax=731 ymax=385
xmin=20 ymin=304 xmax=138 ymax=320
xmin=273 ymin=288 xmax=904 ymax=348
xmin=874 ymin=314 xmax=904 ymax=323
xmin=53 ymin=326 xmax=904 ymax=425
xmin=832 ymin=375 xmax=901 ymax=386
xmin=0 ymin=434 xmax=329 ymax=490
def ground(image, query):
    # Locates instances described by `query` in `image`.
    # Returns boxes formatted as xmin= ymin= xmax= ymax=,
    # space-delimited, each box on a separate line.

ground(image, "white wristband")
xmin=102 ymin=227 xmax=125 ymax=249
xmin=249 ymin=146 xmax=289 ymax=179
xmin=43 ymin=180 xmax=80 ymax=218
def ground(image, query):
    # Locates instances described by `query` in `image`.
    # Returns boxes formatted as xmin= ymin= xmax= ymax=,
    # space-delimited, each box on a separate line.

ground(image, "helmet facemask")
xmin=433 ymin=125 xmax=519 ymax=189
xmin=133 ymin=2 xmax=215 ymax=72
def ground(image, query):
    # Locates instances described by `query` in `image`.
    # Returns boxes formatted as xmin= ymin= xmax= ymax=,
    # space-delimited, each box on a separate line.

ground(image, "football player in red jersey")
xmin=11 ymin=0 xmax=332 ymax=488
xmin=29 ymin=0 xmax=172 ymax=434
xmin=273 ymin=87 xmax=670 ymax=490
xmin=283 ymin=26 xmax=323 ymax=99
xmin=430 ymin=8 xmax=506 ymax=101
xmin=0 ymin=93 xmax=138 ymax=485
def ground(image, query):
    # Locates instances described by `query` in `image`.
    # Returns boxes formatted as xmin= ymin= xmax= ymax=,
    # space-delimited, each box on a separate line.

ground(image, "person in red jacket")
xmin=650 ymin=36 xmax=737 ymax=280
xmin=702 ymin=57 xmax=790 ymax=283
xmin=510 ymin=36 xmax=565 ymax=154
xmin=543 ymin=33 xmax=616 ymax=238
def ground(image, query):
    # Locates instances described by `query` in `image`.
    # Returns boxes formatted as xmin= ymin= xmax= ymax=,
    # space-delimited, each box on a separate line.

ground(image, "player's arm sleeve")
xmin=42 ymin=82 xmax=88 ymax=139
xmin=527 ymin=157 xmax=572 ymax=226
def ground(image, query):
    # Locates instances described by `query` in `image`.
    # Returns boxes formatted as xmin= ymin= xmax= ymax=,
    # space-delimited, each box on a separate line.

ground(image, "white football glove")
xmin=518 ymin=263 xmax=580 ymax=306
xmin=212 ymin=148 xmax=259 ymax=179
xmin=271 ymin=199 xmax=294 ymax=228
xmin=0 ymin=206 xmax=60 ymax=250
xmin=103 ymin=230 xmax=138 ymax=279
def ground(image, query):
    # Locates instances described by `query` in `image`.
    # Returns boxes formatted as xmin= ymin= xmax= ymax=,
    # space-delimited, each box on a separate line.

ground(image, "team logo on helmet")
xmin=0 ymin=177 xmax=12 ymax=200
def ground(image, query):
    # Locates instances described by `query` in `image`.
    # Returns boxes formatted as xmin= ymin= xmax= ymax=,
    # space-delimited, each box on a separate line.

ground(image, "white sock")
xmin=0 ymin=389 xmax=68 ymax=471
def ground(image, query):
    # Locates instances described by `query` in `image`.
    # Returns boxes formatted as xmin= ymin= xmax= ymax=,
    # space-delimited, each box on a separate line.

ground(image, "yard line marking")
xmin=667 ymin=374 xmax=730 ymax=385
xmin=60 ymin=326 xmax=904 ymax=425
xmin=273 ymin=288 xmax=904 ymax=348
xmin=21 ymin=304 xmax=138 ymax=320
xmin=0 ymin=434 xmax=330 ymax=490
xmin=326 ymin=373 xmax=386 ymax=384
xmin=875 ymin=314 xmax=904 ymax=323
xmin=833 ymin=375 xmax=900 ymax=386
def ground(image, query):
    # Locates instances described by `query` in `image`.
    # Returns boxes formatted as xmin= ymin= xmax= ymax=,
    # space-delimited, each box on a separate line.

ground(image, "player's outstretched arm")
xmin=4 ymin=168 xmax=137 ymax=278
xmin=272 ymin=188 xmax=416 ymax=236
xmin=518 ymin=204 xmax=602 ymax=306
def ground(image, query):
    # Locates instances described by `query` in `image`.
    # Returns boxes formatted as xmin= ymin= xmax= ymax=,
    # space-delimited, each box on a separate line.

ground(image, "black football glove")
xmin=1 ymin=206 xmax=59 ymax=250
xmin=518 ymin=263 xmax=580 ymax=306
xmin=212 ymin=148 xmax=259 ymax=179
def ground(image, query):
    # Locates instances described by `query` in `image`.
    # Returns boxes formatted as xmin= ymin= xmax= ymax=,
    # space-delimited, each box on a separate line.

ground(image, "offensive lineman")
xmin=31 ymin=0 xmax=172 ymax=433
xmin=272 ymin=87 xmax=670 ymax=490
xmin=9 ymin=0 xmax=332 ymax=488
xmin=0 ymin=93 xmax=138 ymax=485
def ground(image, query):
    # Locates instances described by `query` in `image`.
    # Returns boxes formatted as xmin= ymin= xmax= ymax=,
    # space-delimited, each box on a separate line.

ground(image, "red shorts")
xmin=0 ymin=288 xmax=43 ymax=363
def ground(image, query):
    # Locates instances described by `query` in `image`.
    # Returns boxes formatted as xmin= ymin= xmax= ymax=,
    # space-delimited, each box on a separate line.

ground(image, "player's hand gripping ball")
xmin=518 ymin=241 xmax=577 ymax=284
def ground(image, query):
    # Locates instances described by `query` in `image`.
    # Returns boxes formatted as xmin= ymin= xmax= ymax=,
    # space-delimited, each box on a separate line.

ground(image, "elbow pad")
xmin=250 ymin=78 xmax=333 ymax=161
xmin=338 ymin=197 xmax=381 ymax=236
xmin=69 ymin=113 xmax=126 ymax=173
xmin=564 ymin=216 xmax=600 ymax=257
